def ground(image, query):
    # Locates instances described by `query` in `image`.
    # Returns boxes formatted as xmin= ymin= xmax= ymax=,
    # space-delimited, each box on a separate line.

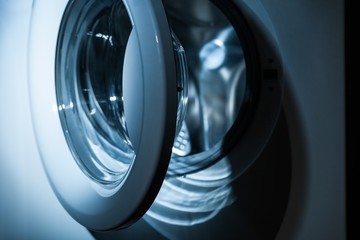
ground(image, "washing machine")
xmin=0 ymin=0 xmax=346 ymax=239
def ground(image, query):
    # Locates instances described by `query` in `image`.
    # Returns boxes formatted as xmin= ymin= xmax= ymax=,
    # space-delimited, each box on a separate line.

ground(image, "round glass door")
xmin=56 ymin=0 xmax=190 ymax=192
xmin=29 ymin=0 xmax=179 ymax=230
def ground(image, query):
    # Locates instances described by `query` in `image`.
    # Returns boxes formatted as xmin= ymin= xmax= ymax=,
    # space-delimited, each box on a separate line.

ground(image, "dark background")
xmin=346 ymin=0 xmax=357 ymax=239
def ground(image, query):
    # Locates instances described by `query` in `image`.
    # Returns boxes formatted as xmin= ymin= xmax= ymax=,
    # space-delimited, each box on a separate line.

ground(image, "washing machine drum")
xmin=28 ymin=0 xmax=282 ymax=231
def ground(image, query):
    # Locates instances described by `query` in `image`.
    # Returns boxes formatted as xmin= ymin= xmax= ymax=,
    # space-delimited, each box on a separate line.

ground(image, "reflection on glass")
xmin=56 ymin=0 xmax=135 ymax=190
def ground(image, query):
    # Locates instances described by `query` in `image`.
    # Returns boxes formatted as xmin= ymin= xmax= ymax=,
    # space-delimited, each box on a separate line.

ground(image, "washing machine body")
xmin=0 ymin=0 xmax=345 ymax=239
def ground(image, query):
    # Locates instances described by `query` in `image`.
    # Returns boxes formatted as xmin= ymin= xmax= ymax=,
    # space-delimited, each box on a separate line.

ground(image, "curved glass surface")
xmin=56 ymin=0 xmax=189 ymax=190
xmin=56 ymin=0 xmax=135 ymax=188
xmin=172 ymin=30 xmax=189 ymax=139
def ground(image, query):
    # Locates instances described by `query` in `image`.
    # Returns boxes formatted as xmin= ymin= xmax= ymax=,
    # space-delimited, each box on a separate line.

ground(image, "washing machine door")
xmin=28 ymin=0 xmax=283 ymax=232
xmin=28 ymin=0 xmax=179 ymax=230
